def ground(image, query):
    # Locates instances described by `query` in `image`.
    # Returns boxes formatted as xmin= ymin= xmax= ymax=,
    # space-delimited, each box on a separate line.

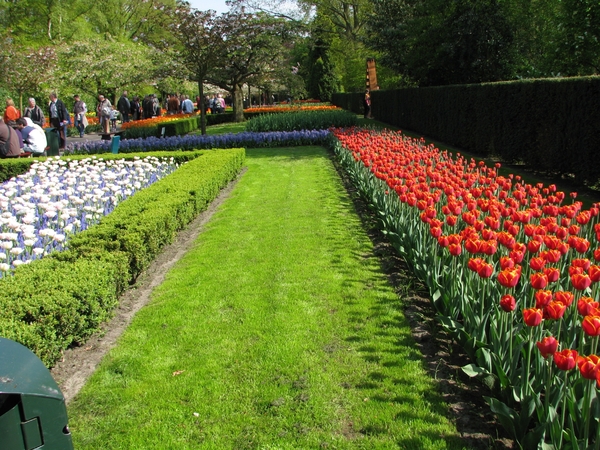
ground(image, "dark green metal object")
xmin=44 ymin=129 xmax=60 ymax=156
xmin=0 ymin=338 xmax=73 ymax=449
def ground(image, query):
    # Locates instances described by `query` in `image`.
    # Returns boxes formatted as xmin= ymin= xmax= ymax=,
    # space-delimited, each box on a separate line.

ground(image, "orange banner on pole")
xmin=366 ymin=58 xmax=379 ymax=90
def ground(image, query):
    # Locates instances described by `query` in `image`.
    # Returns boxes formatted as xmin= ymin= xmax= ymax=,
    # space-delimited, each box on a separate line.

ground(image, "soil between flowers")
xmin=51 ymin=155 xmax=514 ymax=449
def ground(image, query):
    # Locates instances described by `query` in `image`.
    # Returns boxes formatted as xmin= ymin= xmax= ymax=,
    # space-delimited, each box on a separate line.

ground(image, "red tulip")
xmin=467 ymin=257 xmax=483 ymax=273
xmin=574 ymin=237 xmax=591 ymax=254
xmin=536 ymin=336 xmax=558 ymax=358
xmin=543 ymin=267 xmax=560 ymax=283
xmin=500 ymin=256 xmax=515 ymax=270
xmin=523 ymin=308 xmax=543 ymax=326
xmin=477 ymin=262 xmax=494 ymax=278
xmin=500 ymin=294 xmax=516 ymax=312
xmin=527 ymin=239 xmax=542 ymax=254
xmin=577 ymin=354 xmax=600 ymax=380
xmin=569 ymin=265 xmax=584 ymax=277
xmin=509 ymin=249 xmax=525 ymax=263
xmin=589 ymin=265 xmax=600 ymax=282
xmin=556 ymin=227 xmax=568 ymax=239
xmin=571 ymin=273 xmax=592 ymax=291
xmin=572 ymin=258 xmax=591 ymax=271
xmin=437 ymin=235 xmax=449 ymax=247
xmin=578 ymin=297 xmax=599 ymax=316
xmin=480 ymin=240 xmax=498 ymax=255
xmin=576 ymin=211 xmax=591 ymax=225
xmin=498 ymin=268 xmax=521 ymax=288
xmin=582 ymin=315 xmax=600 ymax=337
xmin=543 ymin=249 xmax=562 ymax=263
xmin=529 ymin=257 xmax=546 ymax=271
xmin=544 ymin=301 xmax=567 ymax=320
xmin=448 ymin=243 xmax=462 ymax=256
xmin=534 ymin=290 xmax=553 ymax=308
xmin=465 ymin=238 xmax=481 ymax=254
xmin=554 ymin=349 xmax=578 ymax=371
xmin=554 ymin=291 xmax=574 ymax=307
xmin=430 ymin=226 xmax=442 ymax=238
xmin=530 ymin=272 xmax=548 ymax=290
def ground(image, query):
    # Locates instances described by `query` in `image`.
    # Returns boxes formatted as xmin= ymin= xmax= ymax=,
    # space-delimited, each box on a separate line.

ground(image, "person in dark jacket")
xmin=117 ymin=91 xmax=130 ymax=123
xmin=23 ymin=98 xmax=45 ymax=127
xmin=48 ymin=92 xmax=69 ymax=148
xmin=0 ymin=118 xmax=23 ymax=157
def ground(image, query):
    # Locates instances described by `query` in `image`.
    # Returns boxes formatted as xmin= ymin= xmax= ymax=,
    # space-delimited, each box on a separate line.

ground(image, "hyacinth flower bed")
xmin=65 ymin=129 xmax=330 ymax=155
xmin=0 ymin=156 xmax=178 ymax=276
xmin=245 ymin=109 xmax=357 ymax=132
xmin=329 ymin=128 xmax=600 ymax=449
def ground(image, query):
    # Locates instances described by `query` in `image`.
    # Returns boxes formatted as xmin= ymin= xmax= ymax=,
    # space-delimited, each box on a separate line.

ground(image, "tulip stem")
xmin=583 ymin=379 xmax=592 ymax=448
xmin=523 ymin=326 xmax=534 ymax=398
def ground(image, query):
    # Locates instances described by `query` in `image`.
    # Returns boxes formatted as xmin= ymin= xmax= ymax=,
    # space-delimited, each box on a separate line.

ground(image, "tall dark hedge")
xmin=332 ymin=76 xmax=600 ymax=185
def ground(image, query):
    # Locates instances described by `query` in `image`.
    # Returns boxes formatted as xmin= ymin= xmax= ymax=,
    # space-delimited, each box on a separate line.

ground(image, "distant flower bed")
xmin=244 ymin=105 xmax=340 ymax=114
xmin=0 ymin=156 xmax=178 ymax=276
xmin=65 ymin=130 xmax=331 ymax=154
xmin=121 ymin=113 xmax=196 ymax=130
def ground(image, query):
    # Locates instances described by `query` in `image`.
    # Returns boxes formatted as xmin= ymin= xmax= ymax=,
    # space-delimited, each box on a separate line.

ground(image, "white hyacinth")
xmin=0 ymin=156 xmax=177 ymax=278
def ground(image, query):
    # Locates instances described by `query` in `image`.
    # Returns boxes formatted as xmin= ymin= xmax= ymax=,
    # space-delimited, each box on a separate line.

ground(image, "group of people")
xmin=0 ymin=97 xmax=49 ymax=157
xmin=206 ymin=94 xmax=226 ymax=114
xmin=0 ymin=89 xmax=216 ymax=157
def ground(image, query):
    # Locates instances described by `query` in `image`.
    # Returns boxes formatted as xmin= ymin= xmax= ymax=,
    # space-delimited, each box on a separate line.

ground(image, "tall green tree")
xmin=554 ymin=0 xmax=600 ymax=75
xmin=56 ymin=39 xmax=155 ymax=102
xmin=208 ymin=11 xmax=291 ymax=121
xmin=366 ymin=0 xmax=516 ymax=86
xmin=0 ymin=43 xmax=57 ymax=111
xmin=168 ymin=5 xmax=220 ymax=134
xmin=1 ymin=0 xmax=94 ymax=44
xmin=306 ymin=25 xmax=339 ymax=101
xmin=88 ymin=0 xmax=178 ymax=43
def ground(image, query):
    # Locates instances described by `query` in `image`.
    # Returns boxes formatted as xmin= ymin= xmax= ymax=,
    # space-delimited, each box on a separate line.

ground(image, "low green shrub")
xmin=121 ymin=126 xmax=158 ymax=140
xmin=245 ymin=109 xmax=357 ymax=132
xmin=201 ymin=113 xmax=235 ymax=126
xmin=162 ymin=116 xmax=198 ymax=136
xmin=0 ymin=159 xmax=36 ymax=182
xmin=0 ymin=149 xmax=245 ymax=366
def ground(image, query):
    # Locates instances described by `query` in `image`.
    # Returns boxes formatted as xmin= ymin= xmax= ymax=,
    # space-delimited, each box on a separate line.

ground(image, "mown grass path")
xmin=69 ymin=146 xmax=465 ymax=449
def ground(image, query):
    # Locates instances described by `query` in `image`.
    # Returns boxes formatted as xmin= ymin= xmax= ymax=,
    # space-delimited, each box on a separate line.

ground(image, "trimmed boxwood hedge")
xmin=0 ymin=149 xmax=245 ymax=366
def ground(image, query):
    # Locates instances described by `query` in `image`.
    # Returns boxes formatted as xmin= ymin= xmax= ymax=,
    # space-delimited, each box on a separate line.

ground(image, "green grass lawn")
xmin=68 ymin=146 xmax=466 ymax=449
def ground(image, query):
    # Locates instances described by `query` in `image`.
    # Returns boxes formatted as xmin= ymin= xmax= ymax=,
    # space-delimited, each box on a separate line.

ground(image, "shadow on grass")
xmin=245 ymin=146 xmax=329 ymax=160
xmin=327 ymin=148 xmax=511 ymax=450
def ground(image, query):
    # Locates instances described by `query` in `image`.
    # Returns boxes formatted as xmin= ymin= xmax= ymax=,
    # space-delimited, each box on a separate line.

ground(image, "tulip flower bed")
xmin=120 ymin=113 xmax=195 ymax=130
xmin=119 ymin=114 xmax=199 ymax=139
xmin=0 ymin=149 xmax=245 ymax=366
xmin=64 ymin=129 xmax=331 ymax=154
xmin=329 ymin=127 xmax=600 ymax=449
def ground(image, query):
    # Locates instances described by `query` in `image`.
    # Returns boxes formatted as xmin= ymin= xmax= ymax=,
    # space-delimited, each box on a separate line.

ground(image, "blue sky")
xmin=187 ymin=0 xmax=230 ymax=14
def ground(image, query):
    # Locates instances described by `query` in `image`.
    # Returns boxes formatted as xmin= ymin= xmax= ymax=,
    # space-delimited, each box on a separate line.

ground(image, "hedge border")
xmin=0 ymin=149 xmax=245 ymax=366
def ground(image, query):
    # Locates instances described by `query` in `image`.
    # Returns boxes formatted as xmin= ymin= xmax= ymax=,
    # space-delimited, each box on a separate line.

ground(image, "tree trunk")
xmin=232 ymin=84 xmax=244 ymax=122
xmin=198 ymin=80 xmax=206 ymax=135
